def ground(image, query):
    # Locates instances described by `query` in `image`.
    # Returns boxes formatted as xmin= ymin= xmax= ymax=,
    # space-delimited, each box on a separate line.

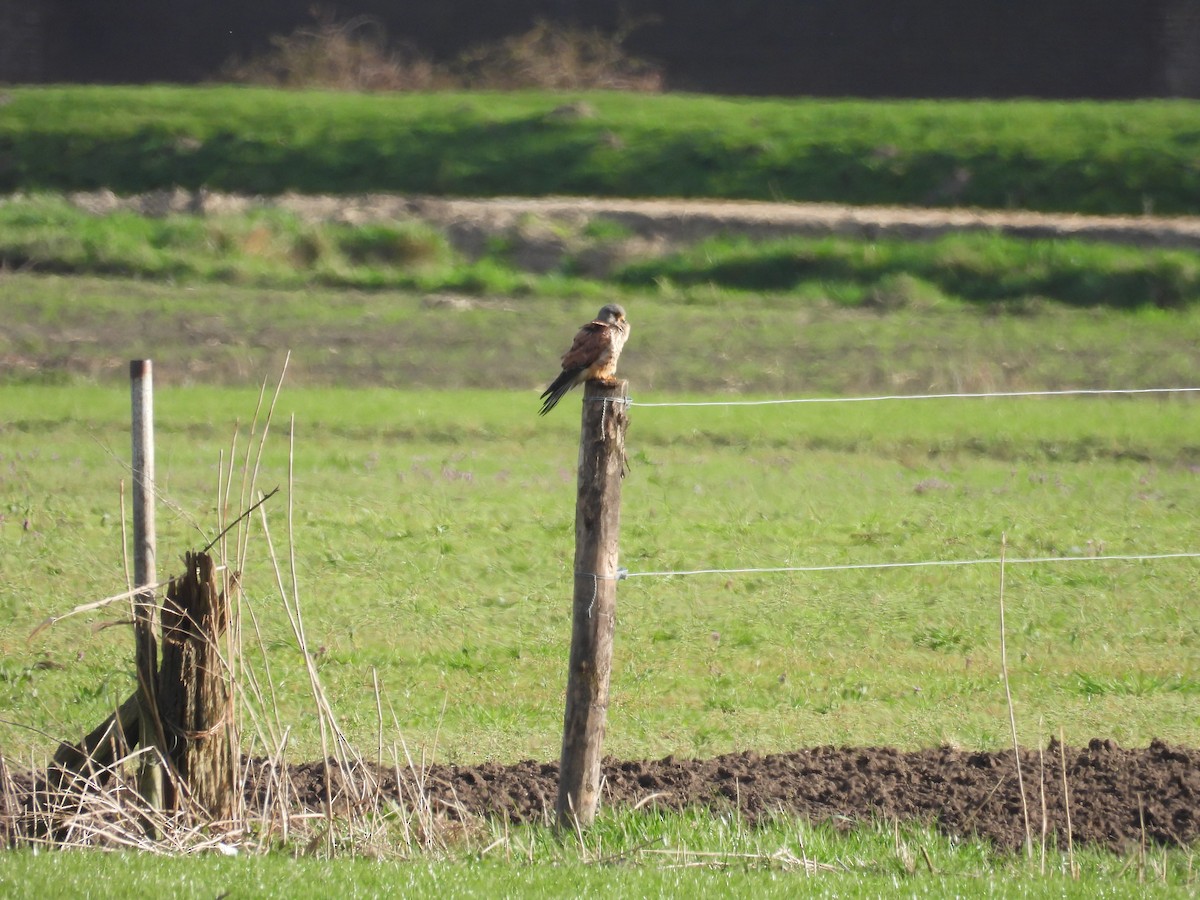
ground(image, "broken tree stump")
xmin=158 ymin=551 xmax=237 ymax=820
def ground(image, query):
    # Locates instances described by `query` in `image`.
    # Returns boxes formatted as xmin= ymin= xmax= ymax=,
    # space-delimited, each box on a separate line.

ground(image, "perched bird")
xmin=539 ymin=304 xmax=630 ymax=415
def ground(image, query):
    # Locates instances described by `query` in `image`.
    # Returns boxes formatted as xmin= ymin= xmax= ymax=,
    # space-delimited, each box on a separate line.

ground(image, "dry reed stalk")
xmin=0 ymin=753 xmax=17 ymax=846
xmin=285 ymin=415 xmax=331 ymax=852
xmin=389 ymin=747 xmax=414 ymax=849
xmin=1138 ymin=793 xmax=1147 ymax=883
xmin=220 ymin=361 xmax=291 ymax=840
xmin=641 ymin=846 xmax=841 ymax=874
xmin=1038 ymin=739 xmax=1048 ymax=875
xmin=20 ymin=746 xmax=224 ymax=853
xmin=236 ymin=355 xmax=290 ymax=576
xmin=223 ymin=363 xmax=281 ymax=822
xmin=397 ymin=739 xmax=435 ymax=849
xmin=373 ymin=668 xmax=384 ymax=772
xmin=997 ymin=533 xmax=1032 ymax=858
xmin=256 ymin=496 xmax=337 ymax=847
xmin=30 ymin=580 xmax=176 ymax=641
xmin=1059 ymin=728 xmax=1077 ymax=879
xmin=214 ymin=446 xmax=246 ymax=828
xmin=247 ymin=412 xmax=388 ymax=851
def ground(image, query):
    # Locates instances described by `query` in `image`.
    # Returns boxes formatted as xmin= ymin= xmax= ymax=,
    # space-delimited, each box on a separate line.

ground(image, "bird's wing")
xmin=560 ymin=321 xmax=611 ymax=371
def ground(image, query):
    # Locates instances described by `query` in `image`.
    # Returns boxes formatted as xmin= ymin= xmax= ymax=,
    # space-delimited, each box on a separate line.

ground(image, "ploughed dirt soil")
xmin=255 ymin=739 xmax=1200 ymax=853
xmin=7 ymin=739 xmax=1197 ymax=852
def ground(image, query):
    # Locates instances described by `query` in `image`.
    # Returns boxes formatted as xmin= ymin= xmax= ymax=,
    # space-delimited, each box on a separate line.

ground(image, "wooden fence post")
xmin=130 ymin=360 xmax=166 ymax=819
xmin=556 ymin=379 xmax=629 ymax=830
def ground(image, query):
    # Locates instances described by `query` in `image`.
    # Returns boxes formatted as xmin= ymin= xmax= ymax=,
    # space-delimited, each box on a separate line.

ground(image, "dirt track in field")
xmin=258 ymin=738 xmax=1200 ymax=853
xmin=66 ymin=189 xmax=1200 ymax=252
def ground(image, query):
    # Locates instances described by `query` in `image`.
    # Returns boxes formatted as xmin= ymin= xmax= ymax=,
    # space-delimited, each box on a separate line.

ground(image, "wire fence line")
xmin=584 ymin=384 xmax=1200 ymax=584
xmin=616 ymin=551 xmax=1200 ymax=581
xmin=599 ymin=385 xmax=1200 ymax=410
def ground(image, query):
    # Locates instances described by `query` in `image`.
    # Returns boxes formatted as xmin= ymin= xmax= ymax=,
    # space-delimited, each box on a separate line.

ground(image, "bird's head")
xmin=597 ymin=303 xmax=628 ymax=325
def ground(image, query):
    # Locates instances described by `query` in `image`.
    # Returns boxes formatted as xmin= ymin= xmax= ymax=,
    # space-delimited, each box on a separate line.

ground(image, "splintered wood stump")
xmin=158 ymin=551 xmax=236 ymax=820
xmin=556 ymin=379 xmax=629 ymax=830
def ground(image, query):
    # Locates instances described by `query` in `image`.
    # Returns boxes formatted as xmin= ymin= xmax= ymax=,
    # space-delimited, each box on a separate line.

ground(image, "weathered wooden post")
xmin=556 ymin=379 xmax=629 ymax=830
xmin=159 ymin=551 xmax=235 ymax=820
xmin=130 ymin=360 xmax=166 ymax=816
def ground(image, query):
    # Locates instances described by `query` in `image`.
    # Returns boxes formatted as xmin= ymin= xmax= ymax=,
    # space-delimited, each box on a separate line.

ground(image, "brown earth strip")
xmin=247 ymin=739 xmax=1200 ymax=853
xmin=65 ymin=190 xmax=1200 ymax=251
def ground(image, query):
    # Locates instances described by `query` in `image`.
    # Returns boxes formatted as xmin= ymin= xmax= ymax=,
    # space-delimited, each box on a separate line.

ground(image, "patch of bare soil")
xmin=9 ymin=740 xmax=1196 ymax=852
xmin=247 ymin=739 xmax=1200 ymax=853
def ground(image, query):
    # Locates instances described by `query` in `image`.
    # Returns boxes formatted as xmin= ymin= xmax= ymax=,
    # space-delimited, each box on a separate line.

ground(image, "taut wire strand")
xmin=618 ymin=551 xmax=1200 ymax=580
xmin=621 ymin=387 xmax=1200 ymax=409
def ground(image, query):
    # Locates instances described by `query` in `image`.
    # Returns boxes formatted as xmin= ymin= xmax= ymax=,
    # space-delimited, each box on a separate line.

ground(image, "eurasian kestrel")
xmin=539 ymin=304 xmax=630 ymax=415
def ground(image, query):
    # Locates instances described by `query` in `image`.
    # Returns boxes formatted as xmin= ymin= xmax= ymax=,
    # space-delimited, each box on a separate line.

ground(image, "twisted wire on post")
xmin=575 ymin=571 xmax=622 ymax=617
xmin=595 ymin=394 xmax=632 ymax=433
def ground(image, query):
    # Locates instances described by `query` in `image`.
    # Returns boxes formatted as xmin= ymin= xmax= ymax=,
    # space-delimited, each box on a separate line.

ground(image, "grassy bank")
xmin=3 ymin=197 xmax=1200 ymax=311
xmin=2 ymin=87 xmax=1199 ymax=214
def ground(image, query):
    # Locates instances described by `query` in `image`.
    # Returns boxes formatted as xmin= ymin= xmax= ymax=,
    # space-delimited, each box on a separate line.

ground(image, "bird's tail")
xmin=539 ymin=369 xmax=581 ymax=416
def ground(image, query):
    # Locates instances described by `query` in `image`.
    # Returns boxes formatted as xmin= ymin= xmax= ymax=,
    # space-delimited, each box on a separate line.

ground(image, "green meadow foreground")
xmin=2 ymin=275 xmax=1199 ymax=893
xmin=1 ymin=819 xmax=1190 ymax=899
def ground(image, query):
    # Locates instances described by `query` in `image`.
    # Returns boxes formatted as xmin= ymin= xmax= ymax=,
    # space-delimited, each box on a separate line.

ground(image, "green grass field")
xmin=4 ymin=380 xmax=1199 ymax=767
xmin=6 ymin=271 xmax=1200 ymax=395
xmin=3 ymin=248 xmax=1200 ymax=898
xmin=5 ymin=287 xmax=1200 ymax=890
xmin=3 ymin=82 xmax=1200 ymax=892
xmin=3 ymin=372 xmax=1199 ymax=892
xmin=3 ymin=269 xmax=1200 ymax=762
xmin=3 ymin=87 xmax=1199 ymax=213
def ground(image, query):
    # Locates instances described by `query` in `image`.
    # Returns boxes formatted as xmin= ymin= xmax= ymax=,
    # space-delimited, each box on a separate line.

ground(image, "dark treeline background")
xmin=4 ymin=0 xmax=1200 ymax=97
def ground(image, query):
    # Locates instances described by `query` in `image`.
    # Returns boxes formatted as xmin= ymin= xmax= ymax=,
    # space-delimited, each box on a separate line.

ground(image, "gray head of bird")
xmin=597 ymin=303 xmax=628 ymax=325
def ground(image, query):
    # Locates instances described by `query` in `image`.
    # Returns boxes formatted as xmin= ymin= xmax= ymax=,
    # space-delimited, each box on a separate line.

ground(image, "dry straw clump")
xmin=455 ymin=18 xmax=663 ymax=92
xmin=220 ymin=11 xmax=441 ymax=91
xmin=221 ymin=10 xmax=663 ymax=93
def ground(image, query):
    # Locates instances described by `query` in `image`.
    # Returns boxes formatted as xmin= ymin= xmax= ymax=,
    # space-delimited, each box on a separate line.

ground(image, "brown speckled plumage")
xmin=539 ymin=304 xmax=630 ymax=415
